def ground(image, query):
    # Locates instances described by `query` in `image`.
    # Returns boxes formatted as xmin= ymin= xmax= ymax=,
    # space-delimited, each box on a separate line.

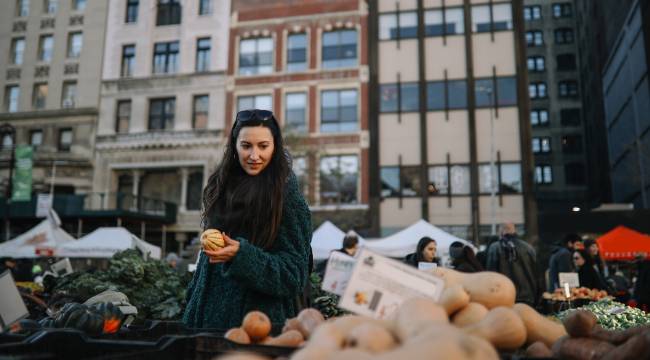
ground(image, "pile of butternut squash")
xmin=220 ymin=268 xmax=572 ymax=359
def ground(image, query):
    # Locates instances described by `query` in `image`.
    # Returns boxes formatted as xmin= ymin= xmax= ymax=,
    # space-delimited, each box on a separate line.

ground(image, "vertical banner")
xmin=11 ymin=145 xmax=33 ymax=202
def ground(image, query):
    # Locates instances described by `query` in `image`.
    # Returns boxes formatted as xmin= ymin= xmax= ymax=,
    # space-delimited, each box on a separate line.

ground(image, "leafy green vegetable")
xmin=309 ymin=272 xmax=347 ymax=319
xmin=556 ymin=299 xmax=650 ymax=330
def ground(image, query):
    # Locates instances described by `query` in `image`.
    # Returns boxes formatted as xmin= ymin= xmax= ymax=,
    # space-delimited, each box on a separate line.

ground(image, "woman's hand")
xmin=204 ymin=233 xmax=240 ymax=263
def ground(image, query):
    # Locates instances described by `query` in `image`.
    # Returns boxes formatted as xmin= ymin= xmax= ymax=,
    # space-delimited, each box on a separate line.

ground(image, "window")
xmin=153 ymin=41 xmax=179 ymax=74
xmin=532 ymin=137 xmax=551 ymax=154
xmin=45 ymin=0 xmax=57 ymax=14
xmin=38 ymin=35 xmax=54 ymax=62
xmin=116 ymin=100 xmax=131 ymax=133
xmin=186 ymin=172 xmax=204 ymax=210
xmin=529 ymin=82 xmax=547 ymax=99
xmin=380 ymin=11 xmax=418 ymax=40
xmin=426 ymin=80 xmax=467 ymax=110
xmin=285 ymin=92 xmax=307 ymax=133
xmin=559 ymin=81 xmax=578 ymax=97
xmin=555 ymin=28 xmax=574 ymax=44
xmin=526 ymin=31 xmax=544 ymax=46
xmin=192 ymin=95 xmax=208 ymax=129
xmin=424 ymin=8 xmax=465 ymax=36
xmin=156 ymin=0 xmax=181 ymax=26
xmin=293 ymin=156 xmax=308 ymax=196
xmin=72 ymin=0 xmax=85 ymax=11
xmin=500 ymin=164 xmax=522 ymax=193
xmin=379 ymin=83 xmax=419 ymax=112
xmin=58 ymin=128 xmax=72 ymax=151
xmin=561 ymin=108 xmax=581 ymax=126
xmin=557 ymin=54 xmax=576 ymax=71
xmin=30 ymin=130 xmax=43 ymax=148
xmin=400 ymin=167 xmax=422 ymax=196
xmin=148 ymin=98 xmax=175 ymax=130
xmin=198 ymin=0 xmax=211 ymax=15
xmin=565 ymin=162 xmax=585 ymax=185
xmin=524 ymin=5 xmax=541 ymax=21
xmin=320 ymin=155 xmax=358 ymax=204
xmin=322 ymin=29 xmax=357 ymax=69
xmin=553 ymin=3 xmax=572 ymax=18
xmin=32 ymin=83 xmax=47 ymax=110
xmin=67 ymin=32 xmax=83 ymax=58
xmin=61 ymin=82 xmax=76 ymax=108
xmin=11 ymin=38 xmax=25 ymax=65
xmin=121 ymin=45 xmax=135 ymax=77
xmin=561 ymin=135 xmax=582 ymax=154
xmin=527 ymin=56 xmax=545 ymax=72
xmin=17 ymin=0 xmax=29 ymax=16
xmin=530 ymin=109 xmax=549 ymax=126
xmin=427 ymin=165 xmax=471 ymax=195
xmin=237 ymin=94 xmax=272 ymax=112
xmin=196 ymin=37 xmax=210 ymax=72
xmin=381 ymin=167 xmax=399 ymax=197
xmin=535 ymin=165 xmax=553 ymax=184
xmin=472 ymin=3 xmax=512 ymax=32
xmin=239 ymin=37 xmax=273 ymax=75
xmin=287 ymin=33 xmax=307 ymax=72
xmin=474 ymin=77 xmax=517 ymax=107
xmin=5 ymin=86 xmax=19 ymax=113
xmin=320 ymin=89 xmax=357 ymax=132
xmin=125 ymin=0 xmax=138 ymax=23
xmin=479 ymin=164 xmax=498 ymax=193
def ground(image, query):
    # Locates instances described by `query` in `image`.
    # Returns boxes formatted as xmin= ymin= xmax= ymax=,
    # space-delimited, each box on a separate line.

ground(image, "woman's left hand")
xmin=204 ymin=233 xmax=240 ymax=263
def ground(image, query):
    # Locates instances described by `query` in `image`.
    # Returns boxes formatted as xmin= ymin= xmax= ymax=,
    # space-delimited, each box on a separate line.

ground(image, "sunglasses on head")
xmin=235 ymin=109 xmax=274 ymax=124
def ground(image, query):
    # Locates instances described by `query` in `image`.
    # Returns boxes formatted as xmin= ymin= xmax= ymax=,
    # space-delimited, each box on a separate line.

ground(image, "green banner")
xmin=11 ymin=145 xmax=33 ymax=202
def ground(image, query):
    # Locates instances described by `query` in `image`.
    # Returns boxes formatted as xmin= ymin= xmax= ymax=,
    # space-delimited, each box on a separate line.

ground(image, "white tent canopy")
xmin=57 ymin=227 xmax=161 ymax=259
xmin=311 ymin=221 xmax=366 ymax=260
xmin=0 ymin=212 xmax=75 ymax=258
xmin=364 ymin=220 xmax=475 ymax=259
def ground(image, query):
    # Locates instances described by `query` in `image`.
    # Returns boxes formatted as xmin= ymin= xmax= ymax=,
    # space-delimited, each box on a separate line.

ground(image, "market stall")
xmin=57 ymin=227 xmax=161 ymax=260
xmin=0 ymin=211 xmax=74 ymax=258
xmin=311 ymin=221 xmax=365 ymax=260
xmin=596 ymin=225 xmax=650 ymax=261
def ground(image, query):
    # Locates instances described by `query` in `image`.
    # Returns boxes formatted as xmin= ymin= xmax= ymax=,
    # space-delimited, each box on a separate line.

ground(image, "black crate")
xmin=97 ymin=321 xmax=225 ymax=343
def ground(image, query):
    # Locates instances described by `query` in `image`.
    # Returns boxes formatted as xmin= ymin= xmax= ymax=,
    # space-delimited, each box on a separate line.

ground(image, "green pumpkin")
xmin=53 ymin=303 xmax=104 ymax=335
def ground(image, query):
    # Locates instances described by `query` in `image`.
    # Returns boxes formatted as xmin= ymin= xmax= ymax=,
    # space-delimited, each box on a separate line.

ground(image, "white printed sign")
xmin=339 ymin=249 xmax=445 ymax=319
xmin=418 ymin=262 xmax=437 ymax=271
xmin=36 ymin=194 xmax=52 ymax=218
xmin=321 ymin=251 xmax=356 ymax=296
xmin=559 ymin=272 xmax=580 ymax=289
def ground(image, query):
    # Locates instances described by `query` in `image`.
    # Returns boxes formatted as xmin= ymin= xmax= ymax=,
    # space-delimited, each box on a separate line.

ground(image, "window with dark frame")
xmin=17 ymin=0 xmax=29 ymax=16
xmin=58 ymin=128 xmax=72 ymax=151
xmin=553 ymin=3 xmax=572 ymax=18
xmin=524 ymin=5 xmax=541 ymax=21
xmin=527 ymin=56 xmax=545 ymax=72
xmin=38 ymin=35 xmax=54 ymax=62
xmin=45 ymin=0 xmax=57 ymax=14
xmin=192 ymin=95 xmax=208 ymax=129
xmin=535 ymin=165 xmax=553 ymax=184
xmin=423 ymin=8 xmax=464 ymax=37
xmin=286 ymin=33 xmax=307 ymax=72
xmin=471 ymin=3 xmax=513 ymax=33
xmin=285 ymin=92 xmax=307 ymax=133
xmin=558 ymin=80 xmax=578 ymax=97
xmin=320 ymin=89 xmax=358 ymax=133
xmin=320 ymin=155 xmax=358 ymax=205
xmin=156 ymin=0 xmax=181 ymax=26
xmin=125 ymin=0 xmax=138 ymax=23
xmin=196 ymin=37 xmax=210 ymax=72
xmin=293 ymin=156 xmax=309 ymax=197
xmin=72 ymin=0 xmax=86 ymax=11
xmin=116 ymin=100 xmax=131 ymax=134
xmin=186 ymin=172 xmax=204 ymax=210
xmin=530 ymin=109 xmax=549 ymax=126
xmin=474 ymin=76 xmax=517 ymax=107
xmin=148 ymin=98 xmax=175 ymax=130
xmin=153 ymin=41 xmax=179 ymax=74
xmin=565 ymin=162 xmax=585 ymax=185
xmin=30 ymin=130 xmax=43 ymax=148
xmin=532 ymin=137 xmax=552 ymax=154
xmin=237 ymin=95 xmax=272 ymax=112
xmin=239 ymin=37 xmax=273 ymax=75
xmin=525 ymin=30 xmax=544 ymax=46
xmin=67 ymin=32 xmax=83 ymax=58
xmin=529 ymin=82 xmax=547 ymax=99
xmin=380 ymin=82 xmax=420 ymax=113
xmin=561 ymin=134 xmax=582 ymax=154
xmin=554 ymin=28 xmax=574 ymax=44
xmin=32 ymin=83 xmax=48 ymax=110
xmin=380 ymin=11 xmax=418 ymax=39
xmin=560 ymin=108 xmax=581 ymax=126
xmin=427 ymin=80 xmax=468 ymax=110
xmin=322 ymin=29 xmax=357 ymax=69
xmin=11 ymin=38 xmax=25 ymax=65
xmin=61 ymin=81 xmax=77 ymax=108
xmin=121 ymin=44 xmax=135 ymax=77
xmin=557 ymin=53 xmax=576 ymax=71
xmin=5 ymin=86 xmax=19 ymax=113
xmin=198 ymin=0 xmax=212 ymax=15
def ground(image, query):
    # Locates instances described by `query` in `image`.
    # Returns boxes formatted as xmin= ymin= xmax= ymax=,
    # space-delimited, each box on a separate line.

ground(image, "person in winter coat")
xmin=584 ymin=238 xmax=608 ymax=278
xmin=548 ymin=233 xmax=580 ymax=292
xmin=486 ymin=223 xmax=538 ymax=306
xmin=183 ymin=109 xmax=312 ymax=329
xmin=404 ymin=237 xmax=440 ymax=268
xmin=449 ymin=241 xmax=484 ymax=273
xmin=573 ymin=249 xmax=607 ymax=290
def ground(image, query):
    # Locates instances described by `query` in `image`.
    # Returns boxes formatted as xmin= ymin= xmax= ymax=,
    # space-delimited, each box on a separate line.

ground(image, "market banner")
xmin=11 ymin=145 xmax=33 ymax=202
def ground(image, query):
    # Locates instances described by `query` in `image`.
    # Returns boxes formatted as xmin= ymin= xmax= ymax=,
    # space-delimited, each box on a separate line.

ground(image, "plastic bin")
xmin=98 ymin=320 xmax=225 ymax=343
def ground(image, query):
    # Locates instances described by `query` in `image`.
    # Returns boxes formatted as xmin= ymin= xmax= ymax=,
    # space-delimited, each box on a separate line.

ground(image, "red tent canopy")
xmin=596 ymin=226 xmax=650 ymax=261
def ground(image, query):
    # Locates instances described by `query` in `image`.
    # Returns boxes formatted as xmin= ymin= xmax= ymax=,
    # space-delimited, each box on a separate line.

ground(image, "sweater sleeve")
xmin=222 ymin=176 xmax=312 ymax=298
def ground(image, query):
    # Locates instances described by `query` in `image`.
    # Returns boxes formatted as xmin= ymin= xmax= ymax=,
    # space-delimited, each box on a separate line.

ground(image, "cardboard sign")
xmin=559 ymin=272 xmax=580 ymax=289
xmin=339 ymin=249 xmax=445 ymax=319
xmin=418 ymin=262 xmax=437 ymax=271
xmin=321 ymin=251 xmax=356 ymax=296
xmin=0 ymin=271 xmax=29 ymax=330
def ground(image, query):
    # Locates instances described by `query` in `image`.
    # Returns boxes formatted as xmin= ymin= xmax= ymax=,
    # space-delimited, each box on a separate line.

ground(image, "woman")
xmin=449 ymin=241 xmax=483 ymax=273
xmin=573 ymin=249 xmax=607 ymax=290
xmin=183 ymin=109 xmax=312 ymax=329
xmin=584 ymin=238 xmax=608 ymax=278
xmin=405 ymin=237 xmax=440 ymax=267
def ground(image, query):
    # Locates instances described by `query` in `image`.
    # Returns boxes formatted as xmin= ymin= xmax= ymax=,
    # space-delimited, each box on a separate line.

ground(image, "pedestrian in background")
xmin=548 ymin=233 xmax=579 ymax=291
xmin=404 ymin=237 xmax=440 ymax=268
xmin=449 ymin=241 xmax=483 ymax=273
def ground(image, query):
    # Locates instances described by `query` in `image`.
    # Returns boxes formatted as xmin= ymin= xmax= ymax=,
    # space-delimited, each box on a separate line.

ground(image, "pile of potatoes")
xmin=221 ymin=268 xmax=574 ymax=360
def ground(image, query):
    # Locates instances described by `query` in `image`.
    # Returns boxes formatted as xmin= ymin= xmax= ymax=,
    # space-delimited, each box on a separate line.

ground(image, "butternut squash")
xmin=325 ymin=348 xmax=374 ymax=360
xmin=428 ymin=268 xmax=516 ymax=309
xmin=513 ymin=303 xmax=567 ymax=347
xmin=346 ymin=322 xmax=397 ymax=353
xmin=452 ymin=302 xmax=489 ymax=327
xmin=394 ymin=298 xmax=449 ymax=342
xmin=261 ymin=329 xmax=304 ymax=347
xmin=296 ymin=308 xmax=325 ymax=338
xmin=225 ymin=327 xmax=251 ymax=344
xmin=308 ymin=322 xmax=345 ymax=350
xmin=439 ymin=284 xmax=470 ymax=315
xmin=462 ymin=306 xmax=527 ymax=351
xmin=290 ymin=345 xmax=335 ymax=360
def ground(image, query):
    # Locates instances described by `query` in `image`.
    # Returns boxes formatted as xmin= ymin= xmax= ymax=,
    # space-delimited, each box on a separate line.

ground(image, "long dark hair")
xmin=201 ymin=111 xmax=290 ymax=250
xmin=416 ymin=237 xmax=437 ymax=263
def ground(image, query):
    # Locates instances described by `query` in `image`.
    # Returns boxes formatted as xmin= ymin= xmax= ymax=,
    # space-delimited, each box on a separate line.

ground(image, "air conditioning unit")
xmin=62 ymin=99 xmax=75 ymax=109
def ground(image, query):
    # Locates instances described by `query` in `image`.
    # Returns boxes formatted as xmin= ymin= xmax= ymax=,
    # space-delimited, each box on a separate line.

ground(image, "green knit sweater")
xmin=182 ymin=174 xmax=312 ymax=329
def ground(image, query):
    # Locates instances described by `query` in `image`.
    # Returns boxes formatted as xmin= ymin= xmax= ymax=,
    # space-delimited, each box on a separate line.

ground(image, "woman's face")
xmin=573 ymin=252 xmax=585 ymax=268
xmin=589 ymin=244 xmax=599 ymax=256
xmin=422 ymin=242 xmax=437 ymax=262
xmin=236 ymin=126 xmax=275 ymax=176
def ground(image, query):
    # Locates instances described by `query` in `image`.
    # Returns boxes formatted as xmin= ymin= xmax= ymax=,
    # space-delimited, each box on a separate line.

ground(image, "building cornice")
xmin=96 ymin=130 xmax=223 ymax=151
xmin=0 ymin=108 xmax=98 ymax=121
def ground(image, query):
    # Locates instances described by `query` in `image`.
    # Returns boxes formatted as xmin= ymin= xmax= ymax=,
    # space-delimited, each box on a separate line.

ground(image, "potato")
xmin=525 ymin=341 xmax=553 ymax=358
xmin=601 ymin=332 xmax=650 ymax=360
xmin=552 ymin=336 xmax=615 ymax=360
xmin=261 ymin=329 xmax=304 ymax=347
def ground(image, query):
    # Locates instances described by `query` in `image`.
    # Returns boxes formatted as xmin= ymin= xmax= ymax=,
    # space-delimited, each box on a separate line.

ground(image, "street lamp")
xmin=476 ymin=86 xmax=497 ymax=237
xmin=0 ymin=123 xmax=16 ymax=241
